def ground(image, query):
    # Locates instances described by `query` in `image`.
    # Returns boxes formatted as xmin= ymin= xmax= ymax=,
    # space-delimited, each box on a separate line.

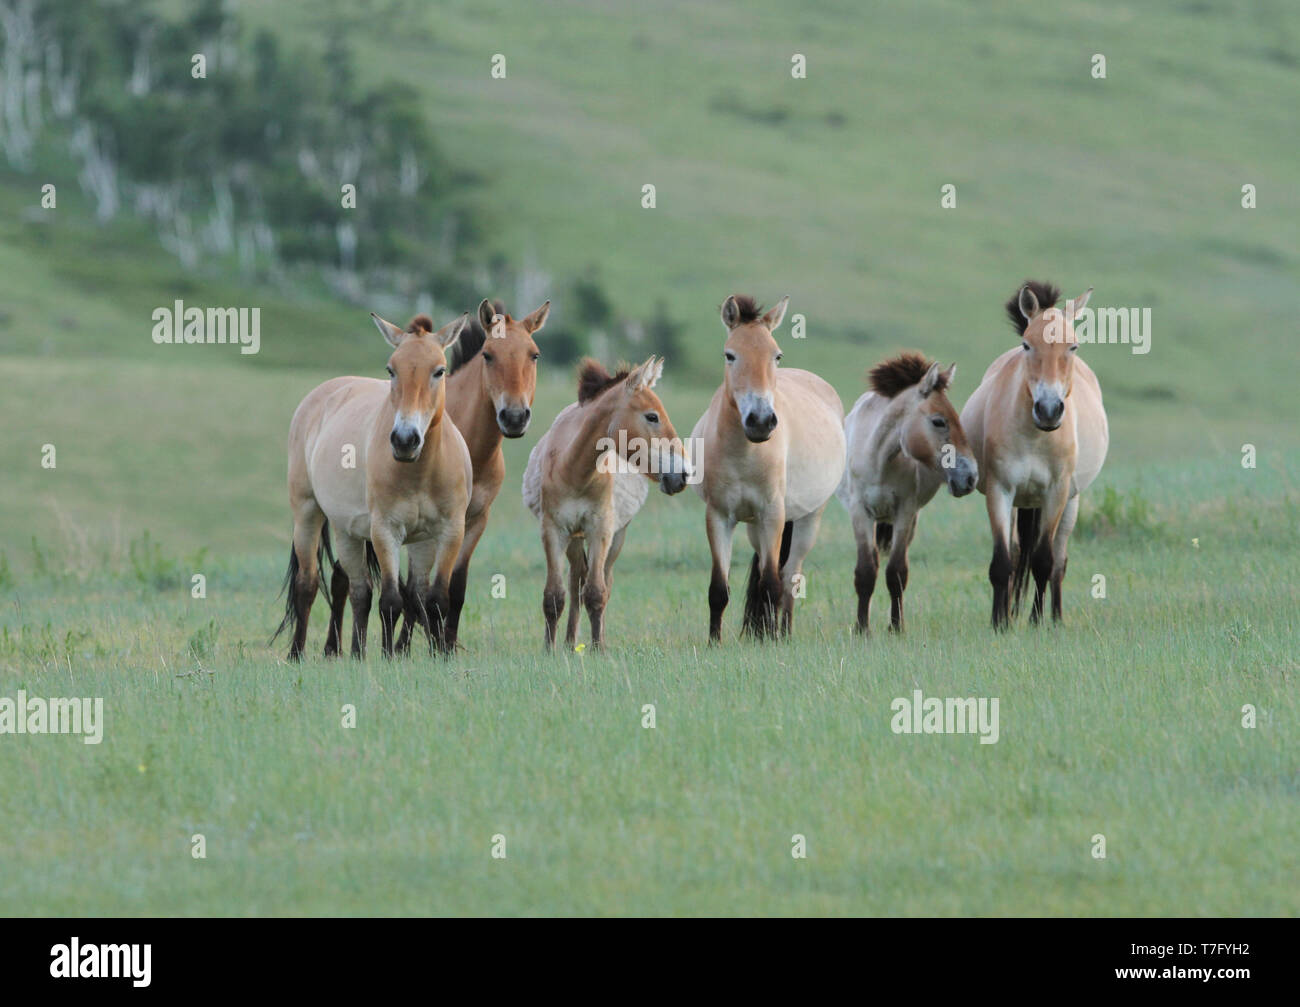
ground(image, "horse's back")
xmin=778 ymin=368 xmax=846 ymax=519
xmin=1070 ymin=358 xmax=1108 ymax=494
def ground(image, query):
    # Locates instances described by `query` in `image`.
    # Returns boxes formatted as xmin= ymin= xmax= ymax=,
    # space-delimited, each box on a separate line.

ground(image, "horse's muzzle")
xmin=946 ymin=457 xmax=978 ymax=498
xmin=390 ymin=426 xmax=423 ymax=461
xmin=660 ymin=470 xmax=687 ymax=495
xmin=497 ymin=405 xmax=531 ymax=439
xmin=742 ymin=411 xmax=778 ymax=442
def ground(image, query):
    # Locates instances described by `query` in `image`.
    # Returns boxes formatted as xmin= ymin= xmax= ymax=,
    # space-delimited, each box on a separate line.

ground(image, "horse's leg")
xmin=368 ymin=526 xmax=404 ymax=659
xmin=323 ymin=560 xmax=350 ymax=657
xmin=1030 ymin=483 xmax=1071 ymax=625
xmin=446 ymin=504 xmax=488 ymax=650
xmin=582 ymin=519 xmax=616 ymax=650
xmin=780 ymin=506 xmax=825 ymax=637
xmin=849 ymin=506 xmax=878 ymax=634
xmin=705 ymin=507 xmax=737 ymax=643
xmin=742 ymin=509 xmax=785 ymax=640
xmin=286 ymin=501 xmax=326 ymax=661
xmin=540 ymin=518 xmax=567 ymax=652
xmin=334 ymin=532 xmax=372 ymax=659
xmin=886 ymin=510 xmax=918 ymax=633
xmin=426 ymin=520 xmax=465 ymax=654
xmin=986 ymin=483 xmax=1015 ymax=630
xmin=564 ymin=538 xmax=587 ymax=649
xmin=402 ymin=541 xmax=437 ymax=655
xmin=1048 ymin=494 xmax=1079 ymax=624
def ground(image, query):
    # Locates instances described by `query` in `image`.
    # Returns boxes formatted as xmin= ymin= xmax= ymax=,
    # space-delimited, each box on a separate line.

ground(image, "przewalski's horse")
xmin=522 ymin=357 xmax=690 ymax=651
xmin=394 ymin=298 xmax=547 ymax=652
xmin=960 ymin=281 xmax=1109 ymax=629
xmin=276 ymin=311 xmax=472 ymax=660
xmin=691 ymin=295 xmax=845 ymax=641
xmin=836 ymin=353 xmax=978 ymax=634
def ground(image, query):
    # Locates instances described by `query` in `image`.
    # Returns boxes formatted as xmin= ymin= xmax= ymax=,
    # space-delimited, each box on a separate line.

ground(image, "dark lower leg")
xmin=323 ymin=563 xmax=349 ymax=657
xmin=989 ymin=541 xmax=1012 ymax=630
xmin=854 ymin=543 xmax=878 ymax=634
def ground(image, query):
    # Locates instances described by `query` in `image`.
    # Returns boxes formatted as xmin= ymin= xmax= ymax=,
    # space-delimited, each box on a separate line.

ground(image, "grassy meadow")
xmin=0 ymin=0 xmax=1297 ymax=915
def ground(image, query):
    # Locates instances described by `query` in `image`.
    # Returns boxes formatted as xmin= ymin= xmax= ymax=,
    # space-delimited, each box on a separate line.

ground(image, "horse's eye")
xmin=531 ymin=352 xmax=540 ymax=362
xmin=930 ymin=415 xmax=947 ymax=429
xmin=724 ymin=351 xmax=736 ymax=363
xmin=1068 ymin=344 xmax=1079 ymax=353
xmin=386 ymin=365 xmax=395 ymax=378
xmin=775 ymin=352 xmax=783 ymax=363
xmin=433 ymin=367 xmax=446 ymax=379
xmin=1021 ymin=341 xmax=1030 ymax=351
xmin=644 ymin=412 xmax=659 ymax=424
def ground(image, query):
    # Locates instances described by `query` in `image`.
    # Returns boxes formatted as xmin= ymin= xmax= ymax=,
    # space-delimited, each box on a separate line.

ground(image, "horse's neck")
xmin=560 ymin=395 xmax=619 ymax=489
xmin=447 ymin=362 xmax=500 ymax=467
xmin=868 ymin=396 xmax=913 ymax=468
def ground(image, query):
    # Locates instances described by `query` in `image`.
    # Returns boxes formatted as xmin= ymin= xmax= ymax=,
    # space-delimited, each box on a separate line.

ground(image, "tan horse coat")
xmin=837 ymin=354 xmax=977 ymax=632
xmin=279 ymin=312 xmax=470 ymax=659
xmin=523 ymin=357 xmax=689 ymax=650
xmin=691 ymin=295 xmax=845 ymax=640
xmin=961 ymin=281 xmax=1108 ymax=627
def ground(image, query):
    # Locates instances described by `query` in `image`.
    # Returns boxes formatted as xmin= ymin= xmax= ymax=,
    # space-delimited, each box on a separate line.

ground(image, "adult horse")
xmin=522 ymin=356 xmax=690 ymax=651
xmin=394 ymin=298 xmax=547 ymax=652
xmin=960 ymin=281 xmax=1108 ymax=628
xmin=837 ymin=353 xmax=978 ymax=633
xmin=691 ymin=295 xmax=845 ymax=641
xmin=275 ymin=311 xmax=471 ymax=660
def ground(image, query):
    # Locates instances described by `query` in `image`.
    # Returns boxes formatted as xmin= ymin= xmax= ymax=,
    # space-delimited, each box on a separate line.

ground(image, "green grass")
xmin=0 ymin=0 xmax=1297 ymax=915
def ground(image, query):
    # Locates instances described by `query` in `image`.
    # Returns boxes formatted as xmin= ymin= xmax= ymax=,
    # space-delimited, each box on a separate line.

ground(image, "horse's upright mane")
xmin=444 ymin=298 xmax=505 ymax=373
xmin=868 ymin=351 xmax=946 ymax=398
xmin=1005 ymin=280 xmax=1061 ymax=335
xmin=577 ymin=358 xmax=631 ymax=404
xmin=406 ymin=314 xmax=434 ymax=334
xmin=729 ymin=295 xmax=764 ymax=324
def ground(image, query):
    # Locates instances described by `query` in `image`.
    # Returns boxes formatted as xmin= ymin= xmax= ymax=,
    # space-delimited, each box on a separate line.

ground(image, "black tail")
xmin=875 ymin=522 xmax=894 ymax=553
xmin=271 ymin=519 xmax=338 ymax=644
xmin=742 ymin=521 xmax=792 ymax=639
xmin=1010 ymin=507 xmax=1041 ymax=617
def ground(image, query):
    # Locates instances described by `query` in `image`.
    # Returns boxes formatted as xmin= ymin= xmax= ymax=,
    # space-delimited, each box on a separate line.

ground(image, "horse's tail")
xmin=271 ymin=518 xmax=337 ymax=644
xmin=1010 ymin=507 xmax=1041 ymax=617
xmin=875 ymin=522 xmax=894 ymax=554
xmin=742 ymin=520 xmax=792 ymax=638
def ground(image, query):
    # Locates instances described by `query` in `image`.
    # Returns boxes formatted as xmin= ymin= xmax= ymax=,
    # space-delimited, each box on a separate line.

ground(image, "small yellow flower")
xmin=1192 ymin=538 xmax=1199 ymax=549
xmin=574 ymin=643 xmax=586 ymax=654
xmin=137 ymin=764 xmax=147 ymax=774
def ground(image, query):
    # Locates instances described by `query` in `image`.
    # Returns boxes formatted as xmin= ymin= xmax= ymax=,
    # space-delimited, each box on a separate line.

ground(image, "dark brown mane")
xmin=1005 ymin=280 xmax=1061 ymax=335
xmin=447 ymin=298 xmax=505 ymax=373
xmin=868 ymin=352 xmax=946 ymax=398
xmin=407 ymin=314 xmax=434 ymax=334
xmin=577 ymin=358 xmax=631 ymax=404
xmin=730 ymin=295 xmax=764 ymax=324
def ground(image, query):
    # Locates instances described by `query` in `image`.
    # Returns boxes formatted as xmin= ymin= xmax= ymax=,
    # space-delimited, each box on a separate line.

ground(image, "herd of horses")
xmin=275 ymin=280 xmax=1109 ymax=659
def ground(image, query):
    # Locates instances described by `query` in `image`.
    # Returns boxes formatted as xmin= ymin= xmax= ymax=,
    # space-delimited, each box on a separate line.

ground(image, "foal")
xmin=691 ymin=295 xmax=845 ymax=640
xmin=960 ymin=281 xmax=1109 ymax=628
xmin=277 ymin=311 xmax=471 ymax=659
xmin=522 ymin=357 xmax=690 ymax=650
xmin=837 ymin=353 xmax=977 ymax=633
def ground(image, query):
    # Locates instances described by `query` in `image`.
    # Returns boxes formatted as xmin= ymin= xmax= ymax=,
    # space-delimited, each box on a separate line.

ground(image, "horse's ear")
xmin=1017 ymin=285 xmax=1040 ymax=322
xmin=762 ymin=296 xmax=789 ymax=332
xmin=434 ymin=313 xmax=469 ymax=350
xmin=477 ymin=299 xmax=498 ymax=333
xmin=721 ymin=295 xmax=741 ymax=331
xmin=940 ymin=362 xmax=957 ymax=389
xmin=1066 ymin=287 xmax=1093 ymax=320
xmin=372 ymin=312 xmax=406 ymax=349
xmin=643 ymin=356 xmax=664 ymax=390
xmin=521 ymin=300 xmax=550 ymax=334
xmin=918 ymin=360 xmax=943 ymax=396
xmin=625 ymin=355 xmax=657 ymax=393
